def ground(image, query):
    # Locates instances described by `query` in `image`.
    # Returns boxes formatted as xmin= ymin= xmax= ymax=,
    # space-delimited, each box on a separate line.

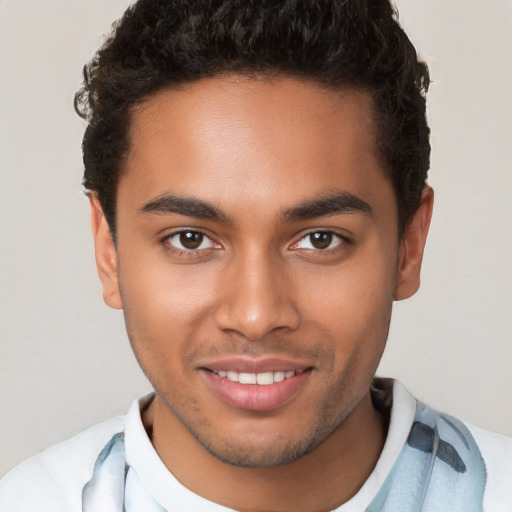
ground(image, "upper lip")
xmin=197 ymin=356 xmax=313 ymax=374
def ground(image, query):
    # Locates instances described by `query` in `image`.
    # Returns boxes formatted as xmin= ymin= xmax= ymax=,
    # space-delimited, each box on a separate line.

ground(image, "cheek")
xmin=117 ymin=253 xmax=220 ymax=363
xmin=119 ymin=247 xmax=216 ymax=316
xmin=301 ymin=258 xmax=395 ymax=328
xmin=298 ymin=252 xmax=396 ymax=362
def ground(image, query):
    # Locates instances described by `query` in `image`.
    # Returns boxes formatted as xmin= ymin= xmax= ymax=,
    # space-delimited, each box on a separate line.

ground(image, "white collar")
xmin=124 ymin=379 xmax=417 ymax=511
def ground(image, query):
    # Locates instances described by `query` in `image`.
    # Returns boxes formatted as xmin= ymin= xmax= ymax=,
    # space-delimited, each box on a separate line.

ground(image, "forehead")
xmin=119 ymin=76 xmax=393 ymax=220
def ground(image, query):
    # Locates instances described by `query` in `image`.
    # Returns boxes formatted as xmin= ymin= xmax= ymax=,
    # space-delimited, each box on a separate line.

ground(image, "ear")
xmin=394 ymin=185 xmax=434 ymax=301
xmin=89 ymin=194 xmax=123 ymax=310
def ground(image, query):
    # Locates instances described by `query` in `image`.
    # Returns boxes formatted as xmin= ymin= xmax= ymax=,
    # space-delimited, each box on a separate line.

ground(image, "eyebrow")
xmin=139 ymin=190 xmax=373 ymax=224
xmin=140 ymin=193 xmax=230 ymax=223
xmin=282 ymin=191 xmax=373 ymax=222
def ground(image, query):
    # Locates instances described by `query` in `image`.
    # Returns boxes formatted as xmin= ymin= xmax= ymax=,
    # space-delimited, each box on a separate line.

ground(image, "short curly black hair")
xmin=75 ymin=0 xmax=430 ymax=237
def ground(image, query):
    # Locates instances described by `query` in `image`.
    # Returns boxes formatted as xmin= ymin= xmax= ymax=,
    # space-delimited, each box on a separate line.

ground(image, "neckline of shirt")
xmin=124 ymin=379 xmax=417 ymax=511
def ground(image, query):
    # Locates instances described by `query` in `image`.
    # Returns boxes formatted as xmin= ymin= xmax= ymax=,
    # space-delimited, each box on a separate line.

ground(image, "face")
xmin=92 ymin=76 xmax=431 ymax=468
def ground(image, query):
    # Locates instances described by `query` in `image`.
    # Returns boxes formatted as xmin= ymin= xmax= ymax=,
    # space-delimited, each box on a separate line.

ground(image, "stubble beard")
xmin=126 ymin=331 xmax=386 ymax=469
xmin=122 ymin=290 xmax=392 ymax=469
xmin=151 ymin=369 xmax=363 ymax=468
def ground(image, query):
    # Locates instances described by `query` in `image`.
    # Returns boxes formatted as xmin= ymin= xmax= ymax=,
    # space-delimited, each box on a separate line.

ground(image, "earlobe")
xmin=89 ymin=194 xmax=123 ymax=310
xmin=394 ymin=185 xmax=434 ymax=301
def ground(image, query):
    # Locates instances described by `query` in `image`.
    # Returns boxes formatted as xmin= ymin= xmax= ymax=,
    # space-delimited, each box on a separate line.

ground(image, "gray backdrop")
xmin=1 ymin=0 xmax=511 ymax=478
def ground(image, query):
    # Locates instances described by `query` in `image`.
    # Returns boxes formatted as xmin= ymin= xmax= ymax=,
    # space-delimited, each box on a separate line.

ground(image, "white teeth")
xmin=273 ymin=371 xmax=285 ymax=382
xmin=256 ymin=372 xmax=274 ymax=385
xmin=239 ymin=372 xmax=257 ymax=384
xmin=215 ymin=370 xmax=297 ymax=385
xmin=227 ymin=371 xmax=239 ymax=382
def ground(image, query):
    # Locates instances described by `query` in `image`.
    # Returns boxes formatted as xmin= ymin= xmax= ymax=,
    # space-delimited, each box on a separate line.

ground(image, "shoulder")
xmin=465 ymin=422 xmax=512 ymax=511
xmin=384 ymin=380 xmax=512 ymax=510
xmin=0 ymin=415 xmax=125 ymax=512
xmin=413 ymin=398 xmax=512 ymax=510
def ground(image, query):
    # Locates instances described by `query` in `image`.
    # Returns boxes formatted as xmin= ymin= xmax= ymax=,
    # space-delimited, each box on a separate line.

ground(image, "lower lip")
xmin=201 ymin=370 xmax=312 ymax=412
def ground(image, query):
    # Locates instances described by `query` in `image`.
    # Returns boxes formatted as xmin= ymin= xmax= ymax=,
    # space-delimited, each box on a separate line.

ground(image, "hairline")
xmin=102 ymin=72 xmax=403 ymax=241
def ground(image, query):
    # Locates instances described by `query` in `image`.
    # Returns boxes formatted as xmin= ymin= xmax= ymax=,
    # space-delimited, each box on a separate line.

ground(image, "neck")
xmin=145 ymin=390 xmax=386 ymax=512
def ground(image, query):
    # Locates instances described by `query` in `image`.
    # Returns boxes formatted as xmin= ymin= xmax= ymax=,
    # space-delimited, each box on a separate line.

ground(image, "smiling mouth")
xmin=201 ymin=366 xmax=313 ymax=411
xmin=210 ymin=369 xmax=305 ymax=385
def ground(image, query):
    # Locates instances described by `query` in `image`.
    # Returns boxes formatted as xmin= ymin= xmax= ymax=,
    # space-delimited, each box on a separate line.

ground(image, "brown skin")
xmin=90 ymin=76 xmax=433 ymax=512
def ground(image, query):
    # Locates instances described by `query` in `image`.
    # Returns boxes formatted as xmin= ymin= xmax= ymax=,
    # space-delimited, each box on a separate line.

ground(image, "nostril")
xmin=213 ymin=272 xmax=301 ymax=338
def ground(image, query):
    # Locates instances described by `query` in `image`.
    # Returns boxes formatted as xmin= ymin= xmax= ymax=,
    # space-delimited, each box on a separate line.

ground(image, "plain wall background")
xmin=0 ymin=0 xmax=510 ymax=478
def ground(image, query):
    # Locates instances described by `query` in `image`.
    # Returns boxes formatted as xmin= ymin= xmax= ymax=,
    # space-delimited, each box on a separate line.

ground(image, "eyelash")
xmin=161 ymin=228 xmax=350 ymax=257
xmin=162 ymin=229 xmax=220 ymax=257
xmin=290 ymin=230 xmax=348 ymax=252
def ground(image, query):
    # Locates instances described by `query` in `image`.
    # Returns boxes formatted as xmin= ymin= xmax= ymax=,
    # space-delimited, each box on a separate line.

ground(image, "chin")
xmin=180 ymin=407 xmax=345 ymax=468
xmin=196 ymin=434 xmax=318 ymax=468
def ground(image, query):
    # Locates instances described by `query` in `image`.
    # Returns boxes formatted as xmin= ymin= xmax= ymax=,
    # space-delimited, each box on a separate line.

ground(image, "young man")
xmin=0 ymin=0 xmax=510 ymax=510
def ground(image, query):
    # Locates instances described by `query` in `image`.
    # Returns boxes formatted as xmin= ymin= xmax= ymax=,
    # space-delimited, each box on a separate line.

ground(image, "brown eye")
xmin=292 ymin=231 xmax=343 ymax=251
xmin=179 ymin=231 xmax=203 ymax=249
xmin=309 ymin=232 xmax=333 ymax=249
xmin=166 ymin=230 xmax=217 ymax=252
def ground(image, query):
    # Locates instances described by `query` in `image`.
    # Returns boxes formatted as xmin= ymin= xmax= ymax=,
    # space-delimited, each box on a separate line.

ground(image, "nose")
xmin=214 ymin=250 xmax=301 ymax=340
